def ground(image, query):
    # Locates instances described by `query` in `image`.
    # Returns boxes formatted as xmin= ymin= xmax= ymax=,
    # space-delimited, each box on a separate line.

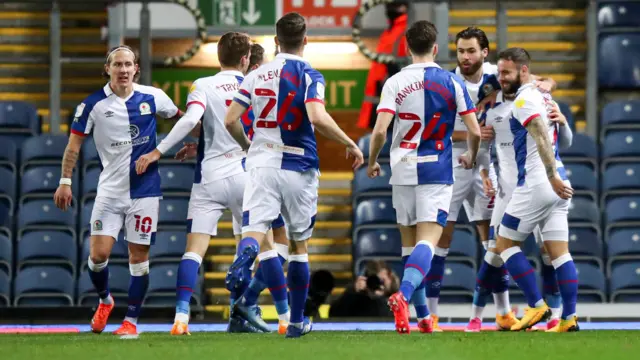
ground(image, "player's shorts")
xmin=89 ymin=195 xmax=160 ymax=245
xmin=392 ymin=184 xmax=453 ymax=227
xmin=232 ymin=213 xmax=286 ymax=236
xmin=448 ymin=166 xmax=494 ymax=223
xmin=187 ymin=173 xmax=246 ymax=236
xmin=498 ymin=181 xmax=571 ymax=242
xmin=242 ymin=167 xmax=318 ymax=241
xmin=489 ymin=183 xmax=543 ymax=246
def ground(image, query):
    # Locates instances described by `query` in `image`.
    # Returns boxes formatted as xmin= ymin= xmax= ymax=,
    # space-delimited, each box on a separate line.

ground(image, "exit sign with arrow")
xmin=201 ymin=0 xmax=277 ymax=27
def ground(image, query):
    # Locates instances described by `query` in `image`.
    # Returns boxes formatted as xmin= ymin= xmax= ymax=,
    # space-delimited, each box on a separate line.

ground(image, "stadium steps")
xmin=449 ymin=1 xmax=587 ymax=129
xmin=0 ymin=4 xmax=107 ymax=132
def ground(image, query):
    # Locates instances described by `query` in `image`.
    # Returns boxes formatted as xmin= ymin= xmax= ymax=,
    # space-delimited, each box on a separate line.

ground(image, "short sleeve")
xmin=376 ymin=78 xmax=397 ymax=115
xmin=70 ymin=101 xmax=95 ymax=136
xmin=186 ymin=79 xmax=207 ymax=110
xmin=513 ymin=90 xmax=545 ymax=127
xmin=304 ymin=70 xmax=326 ymax=104
xmin=233 ymin=71 xmax=255 ymax=108
xmin=452 ymin=74 xmax=476 ymax=116
xmin=154 ymin=88 xmax=179 ymax=119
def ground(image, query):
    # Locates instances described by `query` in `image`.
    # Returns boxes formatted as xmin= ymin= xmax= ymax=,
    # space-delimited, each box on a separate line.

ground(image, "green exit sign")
xmin=199 ymin=0 xmax=277 ymax=27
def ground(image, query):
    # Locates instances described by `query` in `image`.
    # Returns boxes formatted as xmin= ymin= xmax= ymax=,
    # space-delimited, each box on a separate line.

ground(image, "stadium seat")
xmin=559 ymin=133 xmax=598 ymax=161
xmin=0 ymin=101 xmax=39 ymax=142
xmin=156 ymin=134 xmax=197 ymax=161
xmin=449 ymin=227 xmax=478 ymax=268
xmin=568 ymin=197 xmax=600 ymax=224
xmin=521 ymin=233 xmax=542 ymax=270
xmin=575 ymin=262 xmax=607 ymax=303
xmin=20 ymin=166 xmax=79 ymax=203
xmin=80 ymin=198 xmax=95 ymax=231
xmin=158 ymin=197 xmax=189 ymax=227
xmin=609 ymin=262 xmax=640 ymax=302
xmin=556 ymin=101 xmax=576 ymax=132
xmin=602 ymin=163 xmax=640 ymax=193
xmin=0 ymin=234 xmax=11 ymax=277
xmin=17 ymin=199 xmax=75 ymax=235
xmin=82 ymin=166 xmax=101 ymax=198
xmin=568 ymin=226 xmax=603 ymax=269
xmin=0 ymin=269 xmax=9 ymax=306
xmin=598 ymin=34 xmax=640 ymax=89
xmin=159 ymin=164 xmax=194 ymax=194
xmin=82 ymin=136 xmax=100 ymax=169
xmin=0 ymin=202 xmax=12 ymax=237
xmin=352 ymin=163 xmax=392 ymax=197
xmin=598 ymin=2 xmax=640 ymax=28
xmin=440 ymin=262 xmax=476 ymax=303
xmin=17 ymin=231 xmax=77 ymax=276
xmin=0 ymin=139 xmax=17 ymax=172
xmin=149 ymin=230 xmax=187 ymax=262
xmin=353 ymin=227 xmax=401 ymax=272
xmin=19 ymin=134 xmax=69 ymax=170
xmin=0 ymin=167 xmax=16 ymax=212
xmin=353 ymin=196 xmax=395 ymax=227
xmin=605 ymin=196 xmax=640 ymax=224
xmin=13 ymin=266 xmax=74 ymax=306
xmin=358 ymin=133 xmax=392 ymax=160
xmin=80 ymin=231 xmax=128 ymax=270
xmin=600 ymin=100 xmax=640 ymax=134
xmin=145 ymin=263 xmax=202 ymax=307
xmin=602 ymin=131 xmax=640 ymax=160
xmin=606 ymin=227 xmax=640 ymax=275
xmin=77 ymin=264 xmax=130 ymax=306
xmin=563 ymin=162 xmax=597 ymax=199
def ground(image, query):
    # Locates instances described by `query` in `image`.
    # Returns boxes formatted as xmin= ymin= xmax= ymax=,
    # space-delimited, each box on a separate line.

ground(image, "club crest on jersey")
xmin=129 ymin=124 xmax=140 ymax=139
xmin=139 ymin=102 xmax=151 ymax=115
xmin=515 ymin=98 xmax=526 ymax=109
xmin=75 ymin=103 xmax=86 ymax=118
xmin=189 ymin=83 xmax=196 ymax=94
xmin=93 ymin=220 xmax=102 ymax=231
xmin=482 ymin=83 xmax=494 ymax=96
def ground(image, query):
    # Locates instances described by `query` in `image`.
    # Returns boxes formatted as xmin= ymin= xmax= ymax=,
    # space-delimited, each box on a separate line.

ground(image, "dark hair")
xmin=217 ymin=32 xmax=251 ymax=68
xmin=405 ymin=20 xmax=438 ymax=56
xmin=276 ymin=12 xmax=306 ymax=52
xmin=102 ymin=45 xmax=140 ymax=81
xmin=455 ymin=26 xmax=490 ymax=51
xmin=498 ymin=47 xmax=531 ymax=68
xmin=249 ymin=43 xmax=265 ymax=69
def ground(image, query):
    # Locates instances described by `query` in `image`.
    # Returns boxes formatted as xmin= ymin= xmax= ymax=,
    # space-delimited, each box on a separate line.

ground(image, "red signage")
xmin=282 ymin=0 xmax=362 ymax=28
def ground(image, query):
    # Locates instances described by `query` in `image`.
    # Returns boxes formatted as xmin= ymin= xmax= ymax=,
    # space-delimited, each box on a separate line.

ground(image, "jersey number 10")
xmin=399 ymin=112 xmax=446 ymax=150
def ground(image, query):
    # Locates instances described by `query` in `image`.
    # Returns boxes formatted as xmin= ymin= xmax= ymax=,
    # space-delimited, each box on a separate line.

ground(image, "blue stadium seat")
xmin=600 ymin=100 xmax=640 ymax=133
xmin=80 ymin=231 xmax=128 ymax=270
xmin=358 ymin=133 xmax=392 ymax=160
xmin=17 ymin=231 xmax=77 ymax=276
xmin=82 ymin=166 xmax=101 ymax=198
xmin=602 ymin=131 xmax=640 ymax=159
xmin=80 ymin=199 xmax=94 ymax=231
xmin=82 ymin=136 xmax=100 ymax=169
xmin=145 ymin=264 xmax=202 ymax=307
xmin=449 ymin=227 xmax=478 ymax=268
xmin=0 ymin=139 xmax=17 ymax=172
xmin=557 ymin=101 xmax=576 ymax=132
xmin=609 ymin=262 xmax=640 ymax=302
xmin=602 ymin=163 xmax=640 ymax=193
xmin=0 ymin=269 xmax=9 ymax=306
xmin=440 ymin=262 xmax=476 ymax=303
xmin=20 ymin=166 xmax=79 ymax=203
xmin=0 ymin=167 xmax=16 ymax=212
xmin=521 ymin=233 xmax=542 ymax=270
xmin=0 ymin=101 xmax=38 ymax=141
xmin=353 ymin=196 xmax=395 ymax=227
xmin=598 ymin=2 xmax=640 ymax=28
xmin=20 ymin=134 xmax=69 ymax=170
xmin=17 ymin=199 xmax=75 ymax=235
xmin=575 ymin=262 xmax=606 ymax=303
xmin=606 ymin=227 xmax=640 ymax=274
xmin=13 ymin=266 xmax=74 ymax=306
xmin=0 ymin=234 xmax=11 ymax=277
xmin=564 ymin=162 xmax=597 ymax=199
xmin=568 ymin=197 xmax=600 ymax=224
xmin=0 ymin=202 xmax=12 ymax=237
xmin=77 ymin=264 xmax=130 ymax=306
xmin=353 ymin=163 xmax=392 ymax=196
xmin=149 ymin=230 xmax=187 ymax=262
xmin=605 ymin=196 xmax=640 ymax=224
xmin=599 ymin=34 xmax=640 ymax=89
xmin=159 ymin=165 xmax=194 ymax=194
xmin=568 ymin=226 xmax=603 ymax=269
xmin=156 ymin=134 xmax=197 ymax=161
xmin=158 ymin=197 xmax=189 ymax=227
xmin=559 ymin=133 xmax=598 ymax=165
xmin=353 ymin=227 xmax=401 ymax=271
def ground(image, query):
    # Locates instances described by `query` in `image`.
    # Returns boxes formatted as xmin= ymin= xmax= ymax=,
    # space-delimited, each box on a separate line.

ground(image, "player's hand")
xmin=536 ymin=80 xmax=554 ymax=93
xmin=548 ymin=101 xmax=567 ymax=126
xmin=175 ymin=142 xmax=198 ymax=161
xmin=135 ymin=149 xmax=162 ymax=175
xmin=482 ymin=176 xmax=496 ymax=197
xmin=53 ymin=185 xmax=73 ymax=211
xmin=480 ymin=125 xmax=495 ymax=141
xmin=367 ymin=162 xmax=381 ymax=178
xmin=346 ymin=144 xmax=364 ymax=170
xmin=458 ymin=152 xmax=474 ymax=170
xmin=476 ymin=91 xmax=497 ymax=112
xmin=354 ymin=276 xmax=367 ymax=292
xmin=550 ymin=174 xmax=573 ymax=200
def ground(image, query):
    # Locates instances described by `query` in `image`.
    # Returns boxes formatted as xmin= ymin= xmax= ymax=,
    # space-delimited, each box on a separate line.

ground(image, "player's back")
xmin=191 ymin=70 xmax=246 ymax=183
xmin=382 ymin=63 xmax=474 ymax=185
xmin=236 ymin=53 xmax=321 ymax=172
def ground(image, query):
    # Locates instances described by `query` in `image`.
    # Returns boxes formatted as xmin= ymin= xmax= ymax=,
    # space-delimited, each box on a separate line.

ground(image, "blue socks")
xmin=402 ymin=249 xmax=428 ymax=319
xmin=501 ymin=247 xmax=543 ymax=308
xmin=473 ymin=260 xmax=492 ymax=308
xmin=243 ymin=251 xmax=287 ymax=308
xmin=175 ymin=252 xmax=202 ymax=320
xmin=552 ymin=253 xmax=578 ymax=320
xmin=88 ymin=258 xmax=111 ymax=303
xmin=399 ymin=241 xmax=434 ymax=301
xmin=125 ymin=261 xmax=150 ymax=325
xmin=425 ymin=247 xmax=447 ymax=312
xmin=287 ymin=254 xmax=310 ymax=327
xmin=541 ymin=256 xmax=562 ymax=319
xmin=255 ymin=250 xmax=289 ymax=317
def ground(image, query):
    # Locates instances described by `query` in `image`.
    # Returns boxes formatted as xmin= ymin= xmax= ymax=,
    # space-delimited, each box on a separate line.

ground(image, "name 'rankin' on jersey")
xmin=395 ymin=79 xmax=456 ymax=110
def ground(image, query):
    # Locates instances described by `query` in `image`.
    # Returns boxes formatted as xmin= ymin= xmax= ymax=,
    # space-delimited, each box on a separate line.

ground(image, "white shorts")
xmin=498 ymin=181 xmax=570 ymax=242
xmin=392 ymin=184 xmax=453 ymax=227
xmin=242 ymin=167 xmax=318 ymax=241
xmin=187 ymin=173 xmax=246 ymax=236
xmin=448 ymin=166 xmax=494 ymax=222
xmin=89 ymin=195 xmax=160 ymax=245
xmin=490 ymin=183 xmax=543 ymax=246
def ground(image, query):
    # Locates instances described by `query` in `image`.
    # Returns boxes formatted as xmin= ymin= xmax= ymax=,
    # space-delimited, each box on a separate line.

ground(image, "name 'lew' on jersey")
xmin=377 ymin=62 xmax=475 ymax=185
xmin=71 ymin=83 xmax=178 ymax=199
xmin=186 ymin=70 xmax=247 ymax=184
xmin=233 ymin=53 xmax=324 ymax=172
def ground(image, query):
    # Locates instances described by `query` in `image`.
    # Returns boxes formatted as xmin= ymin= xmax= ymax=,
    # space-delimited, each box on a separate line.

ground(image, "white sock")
xmin=124 ymin=316 xmax=137 ymax=326
xmin=493 ymin=291 xmax=511 ymax=316
xmin=292 ymin=322 xmax=303 ymax=329
xmin=550 ymin=307 xmax=562 ymax=320
xmin=534 ymin=299 xmax=545 ymax=308
xmin=471 ymin=305 xmax=484 ymax=320
xmin=100 ymin=294 xmax=113 ymax=305
xmin=427 ymin=297 xmax=439 ymax=317
xmin=175 ymin=312 xmax=189 ymax=324
xmin=278 ymin=311 xmax=290 ymax=323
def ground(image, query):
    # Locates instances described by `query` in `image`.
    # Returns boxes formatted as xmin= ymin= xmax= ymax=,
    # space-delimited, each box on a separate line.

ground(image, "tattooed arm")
xmin=54 ymin=134 xmax=84 ymax=211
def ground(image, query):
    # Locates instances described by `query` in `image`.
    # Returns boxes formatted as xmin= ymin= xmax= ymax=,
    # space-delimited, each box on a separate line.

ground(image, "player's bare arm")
xmin=367 ymin=111 xmax=393 ymax=178
xmin=532 ymin=74 xmax=557 ymax=93
xmin=306 ymin=101 xmax=364 ymax=170
xmin=525 ymin=115 xmax=573 ymax=199
xmin=459 ymin=112 xmax=481 ymax=169
xmin=54 ymin=133 xmax=84 ymax=211
xmin=224 ymin=100 xmax=251 ymax=151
